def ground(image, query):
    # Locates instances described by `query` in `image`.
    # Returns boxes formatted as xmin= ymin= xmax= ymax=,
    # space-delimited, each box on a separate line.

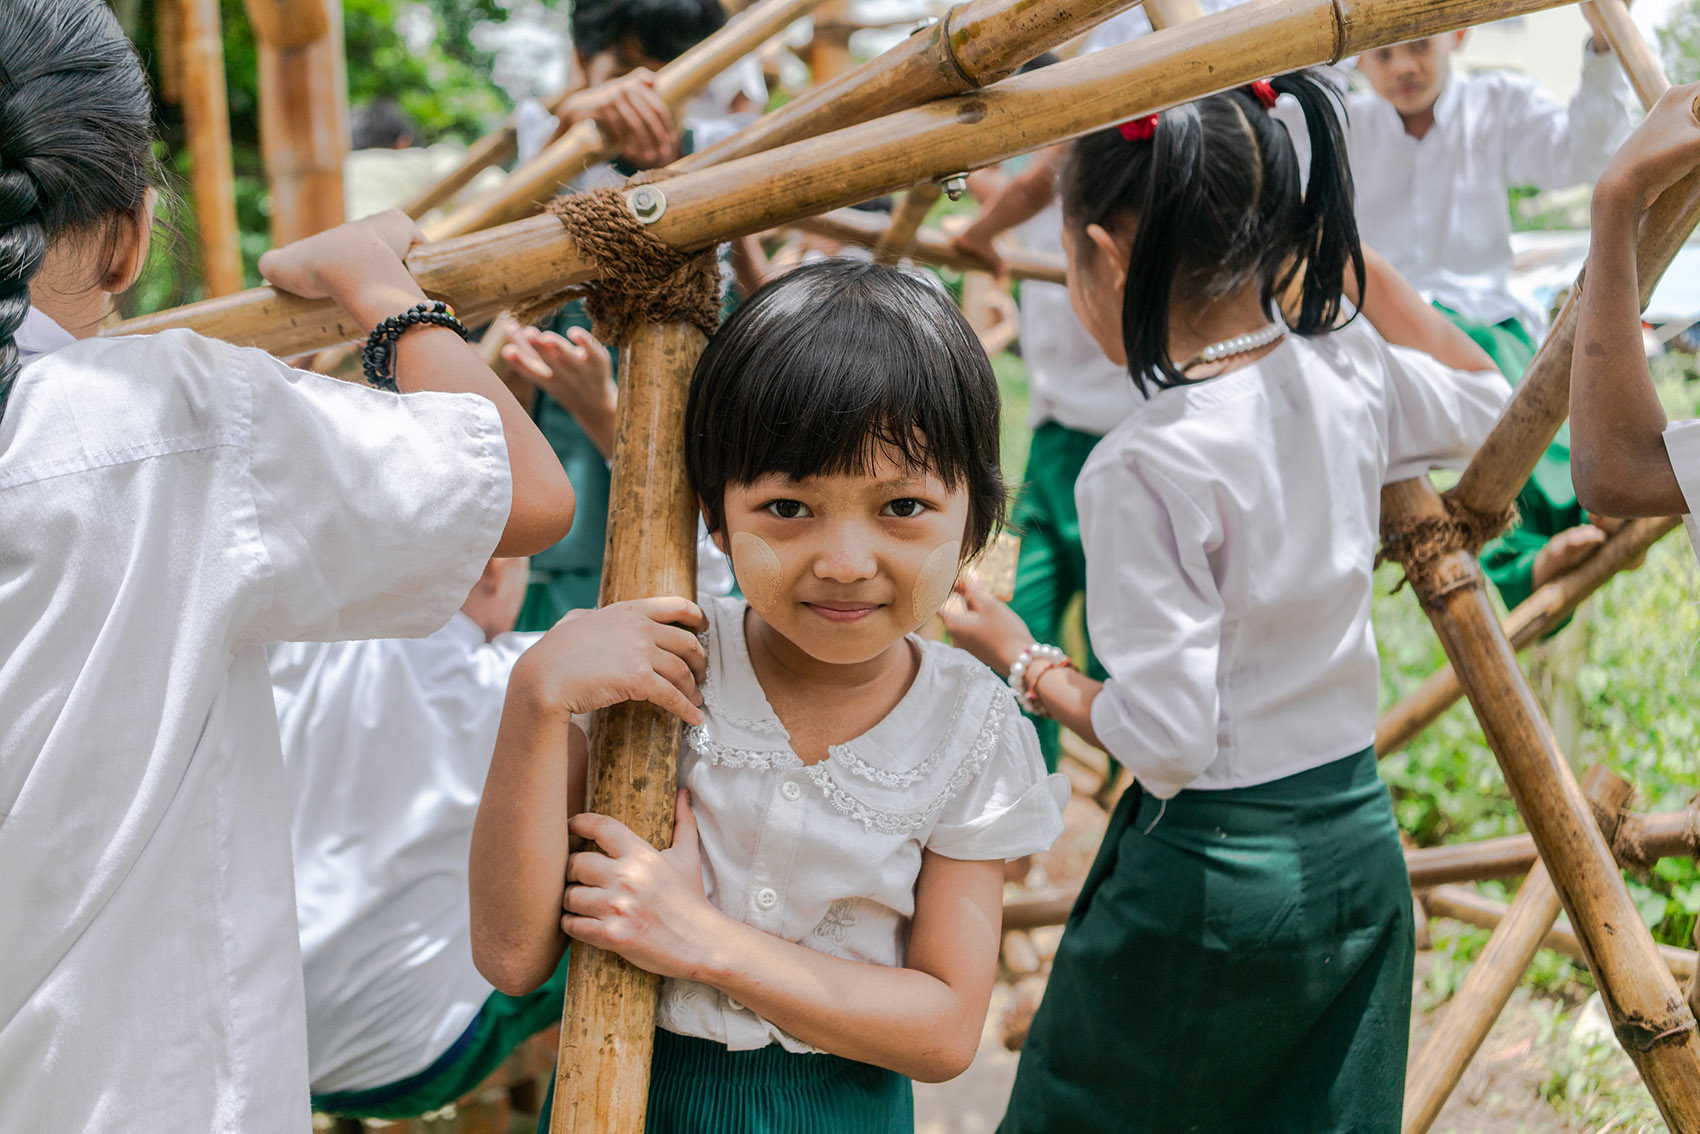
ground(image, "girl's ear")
xmin=101 ymin=189 xmax=156 ymax=295
xmin=1085 ymin=222 xmax=1132 ymax=288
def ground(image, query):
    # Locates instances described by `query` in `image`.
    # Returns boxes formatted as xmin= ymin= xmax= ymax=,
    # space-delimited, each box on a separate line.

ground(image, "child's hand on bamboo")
xmin=257 ymin=209 xmax=428 ymax=329
xmin=556 ymin=69 xmax=681 ymax=169
xmin=561 ymin=789 xmax=724 ymax=980
xmin=1594 ymin=81 xmax=1700 ymax=214
xmin=513 ymin=597 xmax=707 ymax=724
xmin=501 ymin=325 xmax=619 ymax=457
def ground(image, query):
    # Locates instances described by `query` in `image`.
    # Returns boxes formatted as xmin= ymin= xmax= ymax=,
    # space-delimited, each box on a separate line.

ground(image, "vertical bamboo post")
xmin=180 ymin=0 xmax=244 ymax=296
xmin=1584 ymin=0 xmax=1668 ymax=109
xmin=157 ymin=0 xmax=185 ymax=107
xmin=549 ymin=320 xmax=705 ymax=1134
xmin=807 ymin=0 xmax=855 ymax=84
xmin=1402 ymin=767 xmax=1633 ymax=1134
xmin=1382 ymin=478 xmax=1700 ymax=1130
xmin=252 ymin=0 xmax=349 ymax=245
xmin=874 ymin=182 xmax=943 ymax=264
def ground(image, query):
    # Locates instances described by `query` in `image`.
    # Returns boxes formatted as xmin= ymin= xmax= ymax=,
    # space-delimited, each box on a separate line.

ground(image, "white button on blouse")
xmin=655 ymin=596 xmax=1068 ymax=1053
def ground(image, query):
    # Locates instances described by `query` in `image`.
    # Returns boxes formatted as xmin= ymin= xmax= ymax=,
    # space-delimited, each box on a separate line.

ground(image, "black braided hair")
xmin=0 ymin=0 xmax=155 ymax=421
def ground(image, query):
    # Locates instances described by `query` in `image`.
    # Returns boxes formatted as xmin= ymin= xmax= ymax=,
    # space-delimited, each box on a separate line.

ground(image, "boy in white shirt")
xmin=1351 ymin=26 xmax=1635 ymax=611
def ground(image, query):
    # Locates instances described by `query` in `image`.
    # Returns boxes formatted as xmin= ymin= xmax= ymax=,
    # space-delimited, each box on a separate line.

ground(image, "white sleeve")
xmin=1078 ymin=453 xmax=1225 ymax=800
xmin=231 ymin=342 xmax=513 ymax=645
xmin=1501 ymin=49 xmax=1635 ymax=190
xmin=1381 ymin=340 xmax=1511 ymax=483
xmin=927 ymin=687 xmax=1068 ymax=861
xmin=1661 ymin=420 xmax=1700 ymax=568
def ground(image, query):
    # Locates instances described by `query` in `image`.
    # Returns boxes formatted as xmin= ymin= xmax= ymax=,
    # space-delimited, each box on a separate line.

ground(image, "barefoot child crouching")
xmin=470 ymin=260 xmax=1068 ymax=1131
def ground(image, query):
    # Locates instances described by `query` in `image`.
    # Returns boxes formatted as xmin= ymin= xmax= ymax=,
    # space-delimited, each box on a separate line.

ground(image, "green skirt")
xmin=537 ymin=1028 xmax=913 ymax=1133
xmin=1000 ymin=747 xmax=1413 ymax=1134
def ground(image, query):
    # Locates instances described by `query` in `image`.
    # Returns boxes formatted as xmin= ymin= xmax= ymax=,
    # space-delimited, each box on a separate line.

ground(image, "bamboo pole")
xmin=1380 ymin=477 xmax=1700 ymax=1129
xmin=179 ymin=0 xmax=244 ymax=296
xmin=1584 ymin=0 xmax=1668 ymax=110
xmin=1376 ymin=516 xmax=1679 ymax=757
xmin=1424 ymin=885 xmax=1698 ymax=984
xmin=244 ymin=0 xmax=330 ymax=48
xmin=674 ymin=0 xmax=1142 ymax=173
xmin=806 ymin=0 xmax=856 ymax=83
xmin=549 ymin=320 xmax=705 ymax=1134
xmin=1402 ymin=767 xmax=1633 ymax=1134
xmin=1144 ymin=0 xmax=1206 ymax=24
xmin=427 ymin=0 xmax=829 ymax=240
xmin=401 ymin=91 xmax=574 ymax=221
xmin=120 ymin=0 xmax=1601 ymax=353
xmin=157 ymin=0 xmax=184 ymax=107
xmin=793 ymin=208 xmax=1068 ymax=282
xmin=874 ymin=182 xmax=943 ymax=265
xmin=252 ymin=0 xmax=349 ymax=244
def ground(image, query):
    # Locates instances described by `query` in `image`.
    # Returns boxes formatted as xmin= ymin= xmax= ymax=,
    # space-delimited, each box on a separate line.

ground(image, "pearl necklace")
xmin=1184 ymin=322 xmax=1287 ymax=369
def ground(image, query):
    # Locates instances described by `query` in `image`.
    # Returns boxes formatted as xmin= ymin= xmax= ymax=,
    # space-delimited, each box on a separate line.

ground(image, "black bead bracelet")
xmin=361 ymin=300 xmax=469 ymax=390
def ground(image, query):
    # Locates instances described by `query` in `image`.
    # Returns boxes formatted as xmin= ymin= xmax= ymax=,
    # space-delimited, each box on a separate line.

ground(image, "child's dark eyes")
xmin=765 ymin=499 xmax=811 ymax=519
xmin=883 ymin=498 xmax=928 ymax=519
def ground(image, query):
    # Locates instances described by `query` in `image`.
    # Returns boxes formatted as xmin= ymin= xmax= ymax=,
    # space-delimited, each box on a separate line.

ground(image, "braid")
xmin=0 ymin=167 xmax=46 ymax=417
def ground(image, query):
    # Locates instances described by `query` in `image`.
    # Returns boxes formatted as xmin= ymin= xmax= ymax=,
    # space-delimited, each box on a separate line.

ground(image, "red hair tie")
xmin=1249 ymin=79 xmax=1277 ymax=110
xmin=1119 ymin=114 xmax=1158 ymax=142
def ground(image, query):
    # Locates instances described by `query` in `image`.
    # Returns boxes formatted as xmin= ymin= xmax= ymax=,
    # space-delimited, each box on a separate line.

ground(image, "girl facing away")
xmin=941 ymin=73 xmax=1512 ymax=1131
xmin=0 ymin=3 xmax=573 ymax=1130
xmin=469 ymin=260 xmax=1068 ymax=1132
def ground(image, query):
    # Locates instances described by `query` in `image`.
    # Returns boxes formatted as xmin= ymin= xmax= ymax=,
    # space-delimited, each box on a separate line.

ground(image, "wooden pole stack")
xmin=178 ymin=0 xmax=244 ymax=295
xmin=248 ymin=0 xmax=349 ymax=244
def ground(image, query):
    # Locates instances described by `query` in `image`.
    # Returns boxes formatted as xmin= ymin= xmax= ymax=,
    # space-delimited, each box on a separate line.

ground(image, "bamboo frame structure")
xmin=1424 ymin=884 xmax=1699 ymax=984
xmin=179 ymin=0 xmax=244 ymax=296
xmin=426 ymin=0 xmax=831 ymax=240
xmin=1375 ymin=515 xmax=1679 ymax=757
xmin=401 ymin=91 xmax=574 ymax=221
xmin=252 ymin=0 xmax=348 ymax=244
xmin=792 ymin=208 xmax=1068 ymax=282
xmin=243 ymin=0 xmax=329 ymax=49
xmin=1583 ymin=0 xmax=1668 ymax=110
xmin=120 ymin=0 xmax=1605 ymax=355
xmin=550 ymin=320 xmax=706 ymax=1133
xmin=874 ymin=182 xmax=944 ymax=264
xmin=1402 ymin=768 xmax=1633 ymax=1134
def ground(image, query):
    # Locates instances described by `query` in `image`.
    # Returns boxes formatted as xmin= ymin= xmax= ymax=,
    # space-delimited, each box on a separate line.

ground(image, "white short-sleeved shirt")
xmin=1080 ymin=318 xmax=1510 ymax=799
xmin=1349 ymin=49 xmax=1633 ymax=336
xmin=0 ymin=313 xmax=510 ymax=1133
xmin=657 ymin=596 xmax=1067 ymax=1052
xmin=270 ymin=617 xmax=540 ymax=1094
xmin=1662 ymin=420 xmax=1700 ymax=565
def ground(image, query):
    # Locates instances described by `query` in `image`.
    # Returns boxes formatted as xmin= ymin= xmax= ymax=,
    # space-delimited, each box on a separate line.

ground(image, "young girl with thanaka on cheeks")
xmin=942 ymin=72 xmax=1512 ymax=1131
xmin=469 ymin=260 xmax=1068 ymax=1132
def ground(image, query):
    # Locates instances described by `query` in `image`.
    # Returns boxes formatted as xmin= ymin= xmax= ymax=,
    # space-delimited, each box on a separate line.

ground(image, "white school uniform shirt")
xmin=1080 ymin=317 xmax=1510 ymax=800
xmin=269 ymin=617 xmax=541 ymax=1094
xmin=1660 ymin=421 xmax=1700 ymax=564
xmin=1348 ymin=48 xmax=1633 ymax=337
xmin=0 ymin=312 xmax=510 ymax=1134
xmin=657 ymin=596 xmax=1068 ymax=1052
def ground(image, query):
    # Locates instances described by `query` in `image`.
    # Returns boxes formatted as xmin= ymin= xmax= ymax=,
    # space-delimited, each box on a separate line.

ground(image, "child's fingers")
xmin=638 ymin=668 xmax=705 ymax=725
xmin=566 ymin=850 xmax=617 ymax=889
xmin=629 ymin=596 xmax=709 ymax=634
xmin=500 ymin=343 xmax=551 ymax=382
xmin=656 ymin=623 xmax=709 ymax=683
xmin=568 ymin=811 xmax=646 ymax=856
xmin=562 ymin=882 xmax=612 ymax=918
xmin=650 ymin=646 xmax=703 ymax=707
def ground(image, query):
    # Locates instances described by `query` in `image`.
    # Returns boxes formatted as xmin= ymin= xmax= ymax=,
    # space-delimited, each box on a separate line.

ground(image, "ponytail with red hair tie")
xmin=1248 ymin=79 xmax=1277 ymax=109
xmin=1119 ymin=114 xmax=1158 ymax=142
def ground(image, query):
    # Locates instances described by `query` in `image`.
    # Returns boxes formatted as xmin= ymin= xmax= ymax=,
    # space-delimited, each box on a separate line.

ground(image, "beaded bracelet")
xmin=1008 ymin=642 xmax=1070 ymax=716
xmin=362 ymin=300 xmax=469 ymax=391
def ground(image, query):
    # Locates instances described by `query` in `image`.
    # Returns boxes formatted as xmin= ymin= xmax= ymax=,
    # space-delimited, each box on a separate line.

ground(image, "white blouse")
xmin=1662 ymin=419 xmax=1700 ymax=566
xmin=0 ymin=313 xmax=509 ymax=1133
xmin=657 ymin=596 xmax=1067 ymax=1052
xmin=1081 ymin=317 xmax=1510 ymax=800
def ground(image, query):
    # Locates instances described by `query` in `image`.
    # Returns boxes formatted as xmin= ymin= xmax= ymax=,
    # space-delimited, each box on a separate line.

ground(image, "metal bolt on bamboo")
xmin=550 ymin=321 xmax=706 ymax=1134
xmin=121 ymin=0 xmax=1606 ymax=354
xmin=1402 ymin=767 xmax=1632 ymax=1134
xmin=1376 ymin=515 xmax=1679 ymax=758
xmin=179 ymin=0 xmax=244 ymax=296
xmin=1380 ymin=477 xmax=1700 ymax=1130
xmin=428 ymin=0 xmax=831 ymax=240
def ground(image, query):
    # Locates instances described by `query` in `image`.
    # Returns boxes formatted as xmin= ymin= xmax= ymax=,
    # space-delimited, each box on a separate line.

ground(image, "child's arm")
xmin=555 ymin=70 xmax=680 ymax=169
xmin=1503 ymin=26 xmax=1634 ymax=192
xmin=1571 ymin=83 xmax=1700 ymax=518
xmin=1349 ymin=245 xmax=1497 ymax=374
xmin=257 ymin=211 xmax=575 ymax=558
xmin=501 ymin=325 xmax=620 ymax=459
xmin=469 ymin=597 xmax=708 ymax=996
xmin=951 ymin=145 xmax=1067 ymax=278
xmin=561 ymin=803 xmax=1004 ymax=1082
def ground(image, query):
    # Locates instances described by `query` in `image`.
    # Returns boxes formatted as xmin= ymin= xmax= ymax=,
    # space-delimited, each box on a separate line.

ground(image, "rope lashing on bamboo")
xmin=1377 ymin=492 xmax=1519 ymax=598
xmin=530 ymin=187 xmax=722 ymax=343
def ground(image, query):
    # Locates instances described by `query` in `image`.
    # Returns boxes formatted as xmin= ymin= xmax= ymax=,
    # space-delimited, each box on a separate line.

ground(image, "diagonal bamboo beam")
xmin=1402 ymin=767 xmax=1632 ymax=1134
xmin=1376 ymin=515 xmax=1678 ymax=757
xmin=791 ymin=208 xmax=1069 ymax=283
xmin=116 ymin=0 xmax=1596 ymax=356
xmin=425 ymin=0 xmax=830 ymax=240
xmin=875 ymin=183 xmax=944 ymax=265
xmin=401 ymin=90 xmax=574 ymax=221
xmin=1380 ymin=477 xmax=1700 ymax=1129
xmin=1584 ymin=0 xmax=1668 ymax=110
xmin=671 ymin=0 xmax=1144 ymax=173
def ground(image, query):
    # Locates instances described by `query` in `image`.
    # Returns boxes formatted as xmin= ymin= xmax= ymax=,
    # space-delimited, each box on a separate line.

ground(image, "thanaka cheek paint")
xmin=911 ymin=541 xmax=963 ymax=623
xmin=730 ymin=531 xmax=783 ymax=612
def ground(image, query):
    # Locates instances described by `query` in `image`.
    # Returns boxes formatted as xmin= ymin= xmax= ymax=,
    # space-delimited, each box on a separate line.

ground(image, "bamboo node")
xmin=1377 ymin=493 xmax=1518 ymax=598
xmin=1615 ymin=1008 xmax=1699 ymax=1053
xmin=534 ymin=188 xmax=721 ymax=344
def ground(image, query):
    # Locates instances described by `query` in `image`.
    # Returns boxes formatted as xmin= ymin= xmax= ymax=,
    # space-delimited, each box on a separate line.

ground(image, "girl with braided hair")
xmin=0 ymin=2 xmax=573 ymax=1130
